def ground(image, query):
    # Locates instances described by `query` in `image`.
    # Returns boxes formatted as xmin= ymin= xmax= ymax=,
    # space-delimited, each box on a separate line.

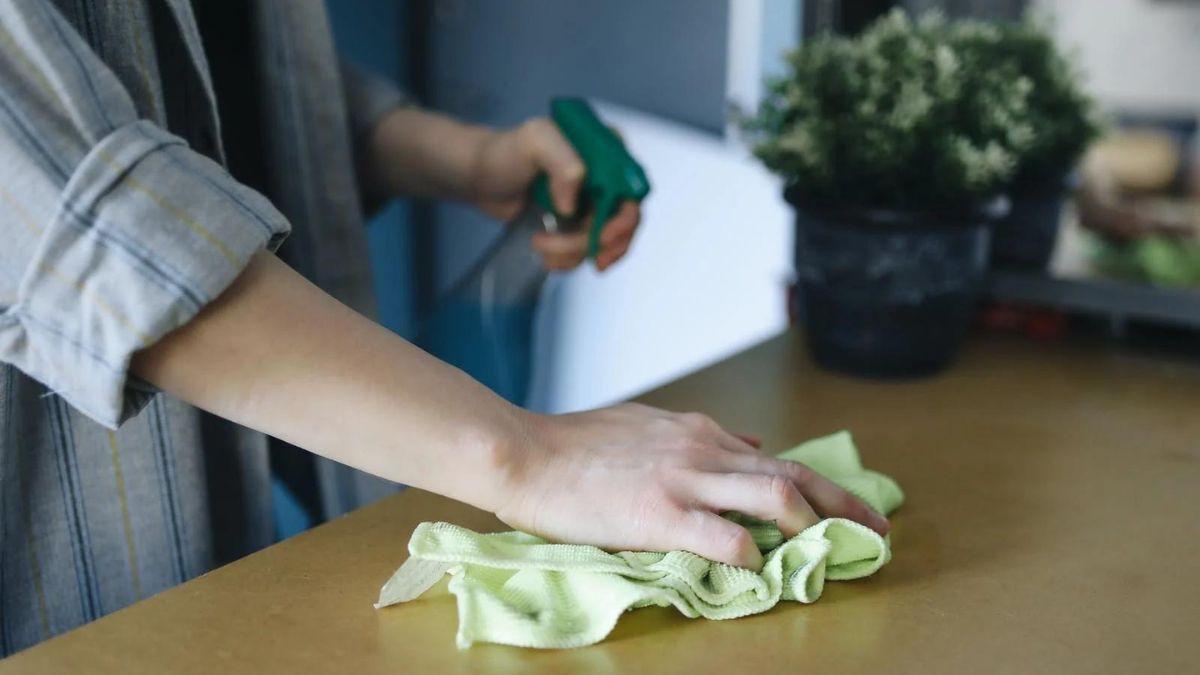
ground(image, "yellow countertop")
xmin=4 ymin=331 xmax=1199 ymax=674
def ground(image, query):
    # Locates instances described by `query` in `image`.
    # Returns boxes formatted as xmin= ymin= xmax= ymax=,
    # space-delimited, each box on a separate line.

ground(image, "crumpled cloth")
xmin=375 ymin=431 xmax=904 ymax=649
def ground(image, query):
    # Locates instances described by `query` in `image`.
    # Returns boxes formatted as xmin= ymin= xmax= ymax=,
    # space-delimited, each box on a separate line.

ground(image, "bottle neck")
xmin=518 ymin=203 xmax=585 ymax=235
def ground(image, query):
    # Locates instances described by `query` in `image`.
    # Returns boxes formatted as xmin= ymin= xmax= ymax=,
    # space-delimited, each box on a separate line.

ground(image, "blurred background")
xmin=271 ymin=0 xmax=1199 ymax=536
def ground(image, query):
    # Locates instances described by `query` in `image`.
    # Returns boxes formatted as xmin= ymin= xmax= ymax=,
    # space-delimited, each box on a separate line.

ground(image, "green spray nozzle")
xmin=530 ymin=98 xmax=650 ymax=259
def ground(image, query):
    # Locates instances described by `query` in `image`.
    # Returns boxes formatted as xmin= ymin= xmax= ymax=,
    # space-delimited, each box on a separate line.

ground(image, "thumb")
xmin=522 ymin=118 xmax=585 ymax=215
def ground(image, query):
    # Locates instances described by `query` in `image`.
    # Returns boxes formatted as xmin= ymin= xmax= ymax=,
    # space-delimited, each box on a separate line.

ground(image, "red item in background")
xmin=980 ymin=303 xmax=1067 ymax=340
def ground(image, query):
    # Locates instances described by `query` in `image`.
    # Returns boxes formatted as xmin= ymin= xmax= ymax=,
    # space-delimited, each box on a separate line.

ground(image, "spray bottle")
xmin=418 ymin=98 xmax=650 ymax=404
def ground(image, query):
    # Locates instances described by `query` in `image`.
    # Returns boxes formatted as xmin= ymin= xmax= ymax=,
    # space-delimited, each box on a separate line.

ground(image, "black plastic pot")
xmin=990 ymin=176 xmax=1075 ymax=270
xmin=790 ymin=195 xmax=1004 ymax=378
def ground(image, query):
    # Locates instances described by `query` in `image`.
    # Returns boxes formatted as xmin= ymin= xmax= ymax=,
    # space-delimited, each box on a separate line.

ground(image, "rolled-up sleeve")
xmin=339 ymin=60 xmax=412 ymax=214
xmin=339 ymin=60 xmax=411 ymax=149
xmin=0 ymin=0 xmax=290 ymax=428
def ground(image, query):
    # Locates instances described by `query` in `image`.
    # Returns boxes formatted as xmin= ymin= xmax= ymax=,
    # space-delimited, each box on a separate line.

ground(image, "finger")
xmin=601 ymin=231 xmax=633 ymax=258
xmin=710 ymin=425 xmax=764 ymax=456
xmin=531 ymin=230 xmax=587 ymax=256
xmin=719 ymin=432 xmax=763 ymax=455
xmin=595 ymin=239 xmax=630 ymax=271
xmin=531 ymin=230 xmax=589 ymax=266
xmin=722 ymin=454 xmax=890 ymax=535
xmin=523 ymin=119 xmax=585 ymax=215
xmin=533 ymin=202 xmax=639 ymax=272
xmin=735 ymin=434 xmax=763 ymax=449
xmin=684 ymin=471 xmax=819 ymax=537
xmin=599 ymin=201 xmax=641 ymax=248
xmin=541 ymin=250 xmax=585 ymax=271
xmin=593 ymin=202 xmax=640 ymax=271
xmin=674 ymin=412 xmax=760 ymax=457
xmin=600 ymin=218 xmax=637 ymax=254
xmin=545 ymin=259 xmax=582 ymax=271
xmin=672 ymin=510 xmax=763 ymax=570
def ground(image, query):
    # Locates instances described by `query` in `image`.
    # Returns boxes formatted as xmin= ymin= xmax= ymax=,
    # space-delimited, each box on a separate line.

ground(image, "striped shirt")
xmin=0 ymin=0 xmax=403 ymax=655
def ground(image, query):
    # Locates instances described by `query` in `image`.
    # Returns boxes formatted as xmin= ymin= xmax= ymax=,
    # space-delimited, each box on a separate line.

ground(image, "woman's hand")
xmin=370 ymin=107 xmax=641 ymax=271
xmin=492 ymin=403 xmax=890 ymax=570
xmin=469 ymin=119 xmax=641 ymax=272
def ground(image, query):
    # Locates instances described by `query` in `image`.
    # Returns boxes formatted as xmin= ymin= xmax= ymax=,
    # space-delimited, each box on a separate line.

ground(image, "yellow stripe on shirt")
xmin=108 ymin=431 xmax=144 ymax=601
xmin=93 ymin=147 xmax=242 ymax=269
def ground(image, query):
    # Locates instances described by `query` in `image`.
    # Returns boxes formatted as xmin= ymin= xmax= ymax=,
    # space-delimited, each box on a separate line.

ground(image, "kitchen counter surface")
xmin=5 ymin=331 xmax=1198 ymax=674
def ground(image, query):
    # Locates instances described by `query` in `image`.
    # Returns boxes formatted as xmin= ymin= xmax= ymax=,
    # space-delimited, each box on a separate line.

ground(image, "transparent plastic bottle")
xmin=417 ymin=98 xmax=649 ymax=405
xmin=417 ymin=205 xmax=578 ymax=404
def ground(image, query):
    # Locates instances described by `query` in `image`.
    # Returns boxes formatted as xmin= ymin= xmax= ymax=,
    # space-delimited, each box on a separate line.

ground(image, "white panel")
xmin=725 ymin=0 xmax=765 ymax=139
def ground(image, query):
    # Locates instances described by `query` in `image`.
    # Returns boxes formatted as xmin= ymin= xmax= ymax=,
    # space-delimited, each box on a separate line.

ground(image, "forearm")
xmin=131 ymin=253 xmax=889 ymax=568
xmin=366 ymin=106 xmax=493 ymax=201
xmin=131 ymin=251 xmax=529 ymax=511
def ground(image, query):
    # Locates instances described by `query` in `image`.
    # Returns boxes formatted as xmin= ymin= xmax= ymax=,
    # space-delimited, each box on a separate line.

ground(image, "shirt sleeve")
xmin=0 ymin=0 xmax=291 ymax=428
xmin=338 ymin=59 xmax=413 ymax=215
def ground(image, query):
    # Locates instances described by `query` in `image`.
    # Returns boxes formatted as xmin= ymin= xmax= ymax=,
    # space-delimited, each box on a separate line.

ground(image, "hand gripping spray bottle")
xmin=418 ymin=98 xmax=650 ymax=405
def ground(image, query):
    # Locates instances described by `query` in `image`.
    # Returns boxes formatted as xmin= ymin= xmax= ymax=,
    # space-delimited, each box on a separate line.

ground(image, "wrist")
xmin=449 ymin=402 xmax=549 ymax=514
xmin=463 ymin=126 xmax=504 ymax=204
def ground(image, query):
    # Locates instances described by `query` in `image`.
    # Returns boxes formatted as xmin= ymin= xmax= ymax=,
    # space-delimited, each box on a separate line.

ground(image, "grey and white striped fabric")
xmin=0 ymin=0 xmax=404 ymax=655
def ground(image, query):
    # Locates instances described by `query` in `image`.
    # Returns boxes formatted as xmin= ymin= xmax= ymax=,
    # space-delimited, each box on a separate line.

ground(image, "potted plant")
xmin=953 ymin=18 xmax=1102 ymax=270
xmin=747 ymin=11 xmax=1032 ymax=377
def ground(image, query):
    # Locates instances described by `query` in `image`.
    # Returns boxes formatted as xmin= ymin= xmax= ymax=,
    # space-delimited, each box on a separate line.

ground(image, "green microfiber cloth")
xmin=375 ymin=431 xmax=903 ymax=649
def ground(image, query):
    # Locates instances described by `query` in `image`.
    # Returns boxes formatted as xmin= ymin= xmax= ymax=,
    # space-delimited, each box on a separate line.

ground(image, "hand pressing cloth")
xmin=375 ymin=431 xmax=903 ymax=649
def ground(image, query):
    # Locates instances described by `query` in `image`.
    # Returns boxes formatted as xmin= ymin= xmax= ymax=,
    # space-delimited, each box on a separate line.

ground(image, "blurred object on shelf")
xmin=1085 ymin=130 xmax=1180 ymax=194
xmin=983 ymin=0 xmax=1200 ymax=337
xmin=1076 ymin=115 xmax=1200 ymax=287
xmin=1090 ymin=232 xmax=1200 ymax=288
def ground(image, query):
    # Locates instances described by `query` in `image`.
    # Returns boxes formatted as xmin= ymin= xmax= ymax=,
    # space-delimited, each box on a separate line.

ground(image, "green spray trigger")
xmin=529 ymin=98 xmax=650 ymax=259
